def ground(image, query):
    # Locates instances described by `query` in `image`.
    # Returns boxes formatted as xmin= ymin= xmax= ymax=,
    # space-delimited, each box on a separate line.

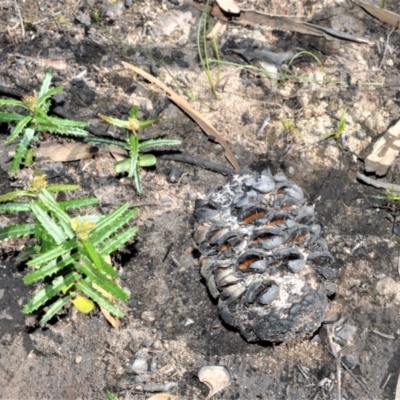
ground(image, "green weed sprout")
xmin=85 ymin=106 xmax=181 ymax=193
xmin=0 ymin=172 xmax=138 ymax=324
xmin=0 ymin=68 xmax=88 ymax=174
xmin=323 ymin=108 xmax=348 ymax=151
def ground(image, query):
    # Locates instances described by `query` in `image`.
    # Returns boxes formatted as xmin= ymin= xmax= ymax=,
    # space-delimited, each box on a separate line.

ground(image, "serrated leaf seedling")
xmin=85 ymin=105 xmax=181 ymax=194
xmin=0 ymin=172 xmax=138 ymax=324
xmin=0 ymin=68 xmax=89 ymax=174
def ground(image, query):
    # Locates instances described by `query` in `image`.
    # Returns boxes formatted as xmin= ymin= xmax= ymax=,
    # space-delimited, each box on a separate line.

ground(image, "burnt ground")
xmin=1 ymin=0 xmax=400 ymax=399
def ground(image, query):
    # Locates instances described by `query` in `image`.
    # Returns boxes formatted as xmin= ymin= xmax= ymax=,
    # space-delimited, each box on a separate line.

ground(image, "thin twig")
xmin=379 ymin=22 xmax=398 ymax=69
xmin=158 ymin=153 xmax=235 ymax=175
xmin=371 ymin=329 xmax=396 ymax=340
xmin=13 ymin=0 xmax=24 ymax=38
xmin=326 ymin=326 xmax=342 ymax=400
xmin=357 ymin=172 xmax=400 ymax=192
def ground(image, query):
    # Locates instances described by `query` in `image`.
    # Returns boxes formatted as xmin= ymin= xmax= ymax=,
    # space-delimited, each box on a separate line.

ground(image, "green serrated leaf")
xmin=99 ymin=114 xmax=130 ymax=129
xmin=129 ymin=106 xmax=139 ymax=119
xmin=84 ymin=136 xmax=127 ymax=149
xmin=9 ymin=128 xmax=36 ymax=175
xmin=90 ymin=207 xmax=138 ymax=245
xmin=89 ymin=203 xmax=130 ymax=238
xmin=138 ymin=154 xmax=156 ymax=167
xmin=22 ymin=272 xmax=78 ymax=314
xmin=31 ymin=203 xmax=67 ymax=244
xmin=38 ymin=190 xmax=74 ymax=238
xmin=0 ymin=202 xmax=31 ymax=212
xmin=0 ymin=223 xmax=35 ymax=240
xmin=58 ymin=197 xmax=99 ymax=210
xmin=27 ymin=238 xmax=78 ymax=268
xmin=44 ymin=115 xmax=88 ymax=128
xmin=75 ymin=255 xmax=129 ymax=301
xmin=75 ymin=279 xmax=125 ymax=317
xmin=133 ymin=165 xmax=142 ymax=194
xmin=138 ymin=138 xmax=181 ymax=151
xmin=37 ymin=86 xmax=64 ymax=108
xmin=39 ymin=292 xmax=75 ymax=324
xmin=4 ymin=115 xmax=32 ymax=144
xmin=137 ymin=117 xmax=159 ymax=130
xmin=105 ymin=391 xmax=120 ymax=400
xmin=38 ymin=68 xmax=54 ymax=98
xmin=81 ymin=239 xmax=105 ymax=271
xmin=100 ymin=226 xmax=138 ymax=256
xmin=0 ymin=98 xmax=28 ymax=108
xmin=0 ymin=191 xmax=35 ymax=203
xmin=46 ymin=184 xmax=80 ymax=192
xmin=127 ymin=135 xmax=139 ymax=179
xmin=24 ymin=253 xmax=80 ymax=284
xmin=0 ymin=112 xmax=27 ymax=123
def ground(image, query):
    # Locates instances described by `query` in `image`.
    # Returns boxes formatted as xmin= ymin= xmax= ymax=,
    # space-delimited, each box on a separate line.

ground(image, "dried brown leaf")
xmin=36 ymin=142 xmax=98 ymax=162
xmin=353 ymin=0 xmax=400 ymax=27
xmin=146 ymin=394 xmax=179 ymax=400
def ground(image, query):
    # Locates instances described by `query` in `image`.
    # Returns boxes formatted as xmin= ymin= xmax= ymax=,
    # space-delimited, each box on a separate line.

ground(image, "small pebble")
xmin=341 ymin=354 xmax=358 ymax=370
xmin=168 ymin=167 xmax=183 ymax=183
xmin=131 ymin=353 xmax=149 ymax=374
xmin=141 ymin=311 xmax=156 ymax=323
xmin=335 ymin=324 xmax=357 ymax=342
xmin=75 ymin=355 xmax=83 ymax=364
xmin=161 ymin=195 xmax=172 ymax=204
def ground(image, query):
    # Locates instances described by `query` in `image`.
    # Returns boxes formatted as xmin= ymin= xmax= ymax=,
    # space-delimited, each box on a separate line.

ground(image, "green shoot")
xmin=0 ymin=68 xmax=88 ymax=174
xmin=197 ymin=0 xmax=220 ymax=99
xmin=0 ymin=172 xmax=138 ymax=324
xmin=85 ymin=106 xmax=181 ymax=194
xmin=282 ymin=117 xmax=301 ymax=137
xmin=323 ymin=108 xmax=348 ymax=151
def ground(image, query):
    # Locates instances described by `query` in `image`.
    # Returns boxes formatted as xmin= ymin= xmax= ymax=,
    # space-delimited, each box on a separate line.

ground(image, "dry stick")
xmin=158 ymin=153 xmax=234 ymax=175
xmin=379 ymin=22 xmax=398 ymax=69
xmin=326 ymin=326 xmax=376 ymax=400
xmin=121 ymin=61 xmax=240 ymax=172
xmin=357 ymin=172 xmax=400 ymax=191
xmin=326 ymin=326 xmax=342 ymax=400
xmin=13 ymin=0 xmax=24 ymax=39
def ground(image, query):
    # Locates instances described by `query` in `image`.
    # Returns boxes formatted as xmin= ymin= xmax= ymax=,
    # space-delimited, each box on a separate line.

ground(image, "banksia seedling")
xmin=0 ymin=172 xmax=138 ymax=324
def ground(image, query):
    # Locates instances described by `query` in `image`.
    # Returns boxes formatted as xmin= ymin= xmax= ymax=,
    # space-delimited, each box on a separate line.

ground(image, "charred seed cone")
xmin=193 ymin=170 xmax=334 ymax=343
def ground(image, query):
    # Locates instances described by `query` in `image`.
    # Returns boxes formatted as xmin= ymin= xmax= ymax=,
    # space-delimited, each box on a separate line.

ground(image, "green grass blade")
xmin=75 ymin=279 xmax=125 ymax=317
xmin=27 ymin=238 xmax=78 ymax=267
xmin=31 ymin=203 xmax=67 ymax=244
xmin=138 ymin=138 xmax=181 ymax=151
xmin=22 ymin=272 xmax=78 ymax=314
xmin=99 ymin=226 xmax=138 ymax=257
xmin=105 ymin=392 xmax=120 ymax=400
xmin=90 ymin=207 xmax=138 ymax=245
xmin=39 ymin=292 xmax=75 ymax=324
xmin=0 ymin=223 xmax=35 ymax=240
xmin=9 ymin=128 xmax=35 ymax=175
xmin=24 ymin=253 xmax=80 ymax=284
xmin=75 ymin=255 xmax=129 ymax=301
xmin=58 ymin=197 xmax=99 ymax=210
xmin=38 ymin=68 xmax=54 ymax=97
xmin=129 ymin=106 xmax=139 ymax=119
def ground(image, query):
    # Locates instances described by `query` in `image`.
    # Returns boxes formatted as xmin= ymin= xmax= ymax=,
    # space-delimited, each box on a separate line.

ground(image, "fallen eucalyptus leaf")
xmin=36 ymin=141 xmax=98 ymax=162
xmin=198 ymin=365 xmax=231 ymax=399
xmin=216 ymin=0 xmax=240 ymax=14
xmin=146 ymin=394 xmax=178 ymax=400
